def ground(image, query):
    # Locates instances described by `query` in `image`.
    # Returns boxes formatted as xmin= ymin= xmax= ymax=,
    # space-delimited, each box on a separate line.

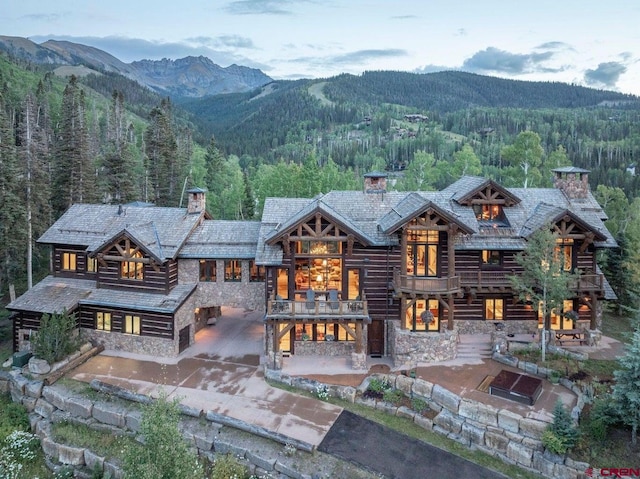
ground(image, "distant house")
xmin=9 ymin=169 xmax=616 ymax=370
xmin=477 ymin=127 xmax=495 ymax=137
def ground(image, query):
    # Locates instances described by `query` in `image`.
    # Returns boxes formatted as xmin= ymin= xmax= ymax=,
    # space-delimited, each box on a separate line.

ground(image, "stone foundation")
xmin=294 ymin=340 xmax=355 ymax=356
xmin=388 ymin=320 xmax=458 ymax=367
xmin=455 ymin=319 xmax=538 ymax=335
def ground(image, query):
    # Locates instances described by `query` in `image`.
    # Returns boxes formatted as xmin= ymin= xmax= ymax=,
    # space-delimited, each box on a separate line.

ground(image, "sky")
xmin=3 ymin=0 xmax=640 ymax=96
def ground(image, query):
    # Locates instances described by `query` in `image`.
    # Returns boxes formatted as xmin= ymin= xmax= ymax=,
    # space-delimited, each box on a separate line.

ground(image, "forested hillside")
xmin=0 ymin=53 xmax=639 ymax=314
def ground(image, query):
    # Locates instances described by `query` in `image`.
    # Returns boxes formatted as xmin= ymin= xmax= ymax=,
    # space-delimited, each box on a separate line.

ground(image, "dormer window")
xmin=474 ymin=204 xmax=504 ymax=221
xmin=121 ymin=250 xmax=144 ymax=280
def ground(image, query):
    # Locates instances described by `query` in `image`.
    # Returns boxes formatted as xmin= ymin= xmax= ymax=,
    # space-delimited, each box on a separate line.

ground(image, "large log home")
xmin=259 ymin=167 xmax=616 ymax=369
xmin=8 ymin=168 xmax=616 ymax=368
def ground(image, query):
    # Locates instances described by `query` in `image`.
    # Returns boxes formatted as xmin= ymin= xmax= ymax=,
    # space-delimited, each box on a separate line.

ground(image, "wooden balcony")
xmin=265 ymin=294 xmax=369 ymax=322
xmin=570 ymin=273 xmax=604 ymax=293
xmin=459 ymin=270 xmax=513 ymax=288
xmin=393 ymin=269 xmax=460 ymax=295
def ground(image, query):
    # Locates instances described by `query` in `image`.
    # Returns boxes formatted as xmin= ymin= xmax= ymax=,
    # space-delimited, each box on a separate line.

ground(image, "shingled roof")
xmin=180 ymin=220 xmax=261 ymax=259
xmin=6 ymin=276 xmax=196 ymax=314
xmin=38 ymin=204 xmax=204 ymax=260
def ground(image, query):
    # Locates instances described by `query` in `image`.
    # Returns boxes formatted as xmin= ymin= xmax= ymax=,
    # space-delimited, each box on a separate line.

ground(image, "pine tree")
xmin=0 ymin=93 xmax=28 ymax=296
xmin=144 ymin=99 xmax=178 ymax=206
xmin=612 ymin=326 xmax=640 ymax=446
xmin=52 ymin=75 xmax=95 ymax=216
xmin=241 ymin=170 xmax=255 ymax=219
xmin=100 ymin=90 xmax=137 ymax=203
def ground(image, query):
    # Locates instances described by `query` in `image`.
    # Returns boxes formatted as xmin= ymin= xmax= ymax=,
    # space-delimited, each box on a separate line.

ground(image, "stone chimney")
xmin=363 ymin=171 xmax=387 ymax=194
xmin=552 ymin=166 xmax=590 ymax=199
xmin=186 ymin=187 xmax=207 ymax=214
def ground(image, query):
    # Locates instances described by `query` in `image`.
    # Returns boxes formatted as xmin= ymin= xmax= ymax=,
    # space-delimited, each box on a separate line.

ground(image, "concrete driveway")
xmin=68 ymin=307 xmax=342 ymax=448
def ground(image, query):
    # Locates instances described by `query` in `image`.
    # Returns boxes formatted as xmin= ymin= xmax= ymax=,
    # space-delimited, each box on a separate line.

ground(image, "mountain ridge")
xmin=0 ymin=35 xmax=272 ymax=97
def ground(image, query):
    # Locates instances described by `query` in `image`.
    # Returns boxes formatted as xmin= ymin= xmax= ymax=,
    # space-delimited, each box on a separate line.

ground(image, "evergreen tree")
xmin=100 ymin=90 xmax=137 ymax=203
xmin=144 ymin=99 xmax=178 ymax=206
xmin=612 ymin=326 xmax=640 ymax=446
xmin=509 ymin=226 xmax=577 ymax=361
xmin=52 ymin=75 xmax=95 ymax=216
xmin=0 ymin=93 xmax=28 ymax=296
xmin=241 ymin=170 xmax=255 ymax=220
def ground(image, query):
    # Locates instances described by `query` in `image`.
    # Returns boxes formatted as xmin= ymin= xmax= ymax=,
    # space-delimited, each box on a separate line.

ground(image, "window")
xmin=86 ymin=256 xmax=97 ymax=273
xmin=121 ymin=250 xmax=144 ymax=280
xmin=481 ymin=250 xmax=502 ymax=267
xmin=294 ymin=323 xmax=354 ymax=341
xmin=199 ymin=260 xmax=216 ymax=282
xmin=62 ymin=252 xmax=77 ymax=271
xmin=405 ymin=299 xmax=440 ymax=332
xmin=249 ymin=261 xmax=266 ymax=282
xmin=485 ymin=298 xmax=504 ymax=320
xmin=540 ymin=299 xmax=575 ymax=330
xmin=124 ymin=315 xmax=141 ymax=335
xmin=474 ymin=204 xmax=504 ymax=222
xmin=406 ymin=229 xmax=438 ymax=277
xmin=555 ymin=238 xmax=574 ymax=272
xmin=96 ymin=312 xmax=111 ymax=331
xmin=224 ymin=260 xmax=242 ymax=282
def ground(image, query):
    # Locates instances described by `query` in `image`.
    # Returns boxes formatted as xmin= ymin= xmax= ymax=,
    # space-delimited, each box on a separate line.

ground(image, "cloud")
xmin=330 ymin=49 xmax=408 ymax=65
xmin=224 ymin=0 xmax=299 ymax=15
xmin=535 ymin=41 xmax=573 ymax=51
xmin=462 ymin=46 xmax=557 ymax=75
xmin=584 ymin=61 xmax=627 ymax=88
xmin=413 ymin=64 xmax=452 ymax=74
xmin=19 ymin=13 xmax=67 ymax=22
xmin=185 ymin=35 xmax=256 ymax=50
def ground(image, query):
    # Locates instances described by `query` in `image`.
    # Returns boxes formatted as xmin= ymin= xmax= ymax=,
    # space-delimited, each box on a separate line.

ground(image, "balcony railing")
xmin=393 ymin=269 xmax=460 ymax=295
xmin=570 ymin=273 xmax=604 ymax=292
xmin=265 ymin=294 xmax=369 ymax=320
xmin=459 ymin=270 xmax=513 ymax=288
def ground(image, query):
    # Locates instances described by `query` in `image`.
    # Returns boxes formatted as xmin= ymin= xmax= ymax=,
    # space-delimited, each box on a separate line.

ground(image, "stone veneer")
xmin=455 ymin=319 xmax=538 ymax=335
xmin=294 ymin=340 xmax=355 ymax=356
xmin=388 ymin=320 xmax=458 ymax=367
xmin=178 ymin=259 xmax=265 ymax=311
xmin=81 ymin=295 xmax=196 ymax=358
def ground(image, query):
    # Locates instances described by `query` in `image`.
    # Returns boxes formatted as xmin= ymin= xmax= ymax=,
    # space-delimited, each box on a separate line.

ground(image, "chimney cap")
xmin=363 ymin=170 xmax=388 ymax=178
xmin=187 ymin=187 xmax=207 ymax=193
xmin=551 ymin=166 xmax=590 ymax=174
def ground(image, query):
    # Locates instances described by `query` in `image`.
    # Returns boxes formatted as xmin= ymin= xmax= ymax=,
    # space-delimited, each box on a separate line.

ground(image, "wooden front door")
xmin=368 ymin=320 xmax=384 ymax=357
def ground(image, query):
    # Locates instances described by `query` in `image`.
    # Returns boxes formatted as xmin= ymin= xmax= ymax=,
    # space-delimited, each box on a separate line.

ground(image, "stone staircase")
xmin=457 ymin=334 xmax=493 ymax=360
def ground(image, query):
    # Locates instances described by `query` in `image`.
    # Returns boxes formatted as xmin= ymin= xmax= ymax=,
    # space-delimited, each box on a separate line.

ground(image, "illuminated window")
xmin=405 ymin=299 xmax=440 ymax=332
xmin=474 ymin=204 xmax=504 ymax=222
xmin=249 ymin=261 xmax=266 ymax=282
xmin=555 ymin=238 xmax=574 ymax=271
xmin=62 ymin=252 xmax=77 ymax=271
xmin=199 ymin=260 xmax=216 ymax=282
xmin=481 ymin=250 xmax=502 ymax=266
xmin=406 ymin=229 xmax=438 ymax=277
xmin=96 ymin=312 xmax=111 ymax=331
xmin=485 ymin=298 xmax=504 ymax=320
xmin=224 ymin=260 xmax=242 ymax=282
xmin=124 ymin=315 xmax=141 ymax=335
xmin=121 ymin=250 xmax=144 ymax=280
xmin=86 ymin=256 xmax=97 ymax=273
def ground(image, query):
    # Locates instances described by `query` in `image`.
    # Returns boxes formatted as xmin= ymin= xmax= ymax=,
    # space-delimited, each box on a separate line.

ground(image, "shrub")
xmin=410 ymin=397 xmax=429 ymax=413
xmin=122 ymin=391 xmax=204 ymax=479
xmin=367 ymin=377 xmax=391 ymax=393
xmin=210 ymin=454 xmax=248 ymax=479
xmin=543 ymin=400 xmax=579 ymax=454
xmin=585 ymin=395 xmax=621 ymax=441
xmin=315 ymin=384 xmax=329 ymax=401
xmin=0 ymin=396 xmax=30 ymax=439
xmin=31 ymin=310 xmax=81 ymax=364
xmin=382 ymin=388 xmax=404 ymax=406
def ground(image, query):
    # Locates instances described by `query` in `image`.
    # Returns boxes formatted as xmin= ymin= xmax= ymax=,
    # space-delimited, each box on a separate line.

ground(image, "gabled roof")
xmin=180 ymin=220 xmax=260 ymax=259
xmin=444 ymin=176 xmax=521 ymax=206
xmin=38 ymin=204 xmax=204 ymax=260
xmin=91 ymin=224 xmax=164 ymax=264
xmin=378 ymin=192 xmax=474 ymax=234
xmin=264 ymin=195 xmax=378 ymax=246
xmin=520 ymin=203 xmax=608 ymax=242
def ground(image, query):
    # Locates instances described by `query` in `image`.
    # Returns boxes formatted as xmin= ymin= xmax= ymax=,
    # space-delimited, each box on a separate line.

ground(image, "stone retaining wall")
xmin=0 ymin=370 xmax=322 ymax=479
xmin=388 ymin=321 xmax=458 ymax=367
xmin=266 ymin=368 xmax=591 ymax=479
